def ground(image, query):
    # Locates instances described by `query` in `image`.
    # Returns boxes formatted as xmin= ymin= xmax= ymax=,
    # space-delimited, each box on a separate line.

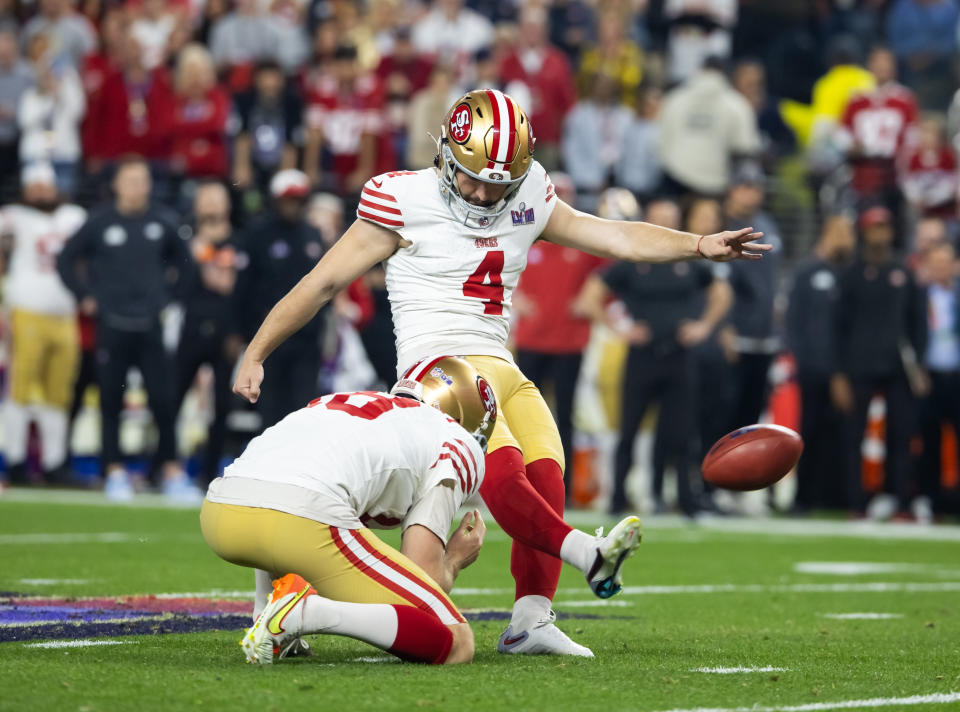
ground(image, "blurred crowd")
xmin=1 ymin=0 xmax=960 ymax=521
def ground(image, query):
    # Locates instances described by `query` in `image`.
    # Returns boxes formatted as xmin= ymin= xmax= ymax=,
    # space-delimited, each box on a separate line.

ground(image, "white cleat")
xmin=162 ymin=471 xmax=203 ymax=505
xmin=240 ymin=573 xmax=315 ymax=664
xmin=104 ymin=470 xmax=134 ymax=502
xmin=497 ymin=611 xmax=594 ymax=658
xmin=587 ymin=515 xmax=642 ymax=599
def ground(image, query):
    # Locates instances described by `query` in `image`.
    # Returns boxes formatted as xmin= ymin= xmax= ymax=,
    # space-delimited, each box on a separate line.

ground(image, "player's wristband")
xmin=696 ymin=235 xmax=706 ymax=258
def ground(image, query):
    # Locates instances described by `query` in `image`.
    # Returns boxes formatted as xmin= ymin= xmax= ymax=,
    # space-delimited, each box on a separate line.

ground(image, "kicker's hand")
xmin=233 ymin=356 xmax=264 ymax=403
xmin=698 ymin=228 xmax=770 ymax=262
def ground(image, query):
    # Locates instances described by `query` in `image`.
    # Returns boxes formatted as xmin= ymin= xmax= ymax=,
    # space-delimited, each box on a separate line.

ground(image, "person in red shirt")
xmin=171 ymin=43 xmax=230 ymax=181
xmin=302 ymin=43 xmax=384 ymax=197
xmin=513 ymin=173 xmax=605 ymax=495
xmin=499 ymin=6 xmax=576 ymax=172
xmin=900 ymin=116 xmax=958 ymax=223
xmin=375 ymin=27 xmax=433 ymax=96
xmin=85 ymin=28 xmax=175 ymax=168
xmin=836 ymin=46 xmax=918 ymax=216
xmin=80 ymin=8 xmax=128 ymax=164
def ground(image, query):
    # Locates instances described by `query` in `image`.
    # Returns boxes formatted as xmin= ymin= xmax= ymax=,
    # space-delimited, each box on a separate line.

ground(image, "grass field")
xmin=2 ymin=489 xmax=959 ymax=712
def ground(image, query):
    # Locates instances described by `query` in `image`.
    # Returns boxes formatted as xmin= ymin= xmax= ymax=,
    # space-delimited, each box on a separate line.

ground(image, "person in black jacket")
xmin=832 ymin=206 xmax=928 ymax=517
xmin=176 ymin=181 xmax=240 ymax=486
xmin=56 ymin=157 xmax=197 ymax=502
xmin=786 ymin=215 xmax=855 ymax=512
xmin=723 ymin=162 xmax=782 ymax=432
xmin=578 ymin=198 xmax=733 ymax=516
xmin=233 ymin=169 xmax=329 ymax=429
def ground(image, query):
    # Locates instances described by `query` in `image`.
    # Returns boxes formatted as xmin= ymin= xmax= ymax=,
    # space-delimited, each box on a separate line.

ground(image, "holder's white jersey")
xmin=1 ymin=204 xmax=86 ymax=315
xmin=208 ymin=391 xmax=484 ymax=542
xmin=356 ymin=161 xmax=558 ymax=374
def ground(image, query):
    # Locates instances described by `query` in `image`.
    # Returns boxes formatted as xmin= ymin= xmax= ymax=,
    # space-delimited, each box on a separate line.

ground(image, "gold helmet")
xmin=437 ymin=88 xmax=535 ymax=227
xmin=390 ymin=356 xmax=497 ymax=451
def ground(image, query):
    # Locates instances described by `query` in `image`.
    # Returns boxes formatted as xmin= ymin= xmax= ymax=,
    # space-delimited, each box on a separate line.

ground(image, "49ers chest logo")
xmin=449 ymin=103 xmax=472 ymax=144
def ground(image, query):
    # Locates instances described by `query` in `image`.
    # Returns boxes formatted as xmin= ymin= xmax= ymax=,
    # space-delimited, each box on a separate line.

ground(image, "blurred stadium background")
xmin=0 ymin=0 xmax=959 ymax=523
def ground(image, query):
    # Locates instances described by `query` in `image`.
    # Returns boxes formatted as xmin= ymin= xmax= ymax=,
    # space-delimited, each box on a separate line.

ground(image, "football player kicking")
xmin=204 ymin=358 xmax=636 ymax=664
xmin=233 ymin=90 xmax=770 ymax=657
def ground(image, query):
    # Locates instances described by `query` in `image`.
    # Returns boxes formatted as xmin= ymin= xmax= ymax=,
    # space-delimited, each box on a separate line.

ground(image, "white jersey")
xmin=206 ymin=391 xmax=484 ymax=543
xmin=356 ymin=161 xmax=558 ymax=374
xmin=1 ymin=204 xmax=86 ymax=315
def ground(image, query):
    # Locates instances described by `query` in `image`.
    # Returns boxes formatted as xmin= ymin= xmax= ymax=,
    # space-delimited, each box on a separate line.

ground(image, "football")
xmin=701 ymin=424 xmax=804 ymax=491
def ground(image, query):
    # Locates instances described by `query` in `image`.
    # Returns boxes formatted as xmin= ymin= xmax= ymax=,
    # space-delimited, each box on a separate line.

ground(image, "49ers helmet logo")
xmin=449 ymin=103 xmax=472 ymax=144
xmin=477 ymin=377 xmax=497 ymax=420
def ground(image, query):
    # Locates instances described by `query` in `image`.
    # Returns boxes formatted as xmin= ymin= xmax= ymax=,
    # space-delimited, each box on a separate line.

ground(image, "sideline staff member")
xmin=57 ymin=157 xmax=196 ymax=502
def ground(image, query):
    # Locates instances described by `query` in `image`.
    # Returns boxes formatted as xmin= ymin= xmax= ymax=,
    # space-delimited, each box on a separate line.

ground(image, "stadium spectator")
xmin=21 ymin=0 xmax=96 ymax=70
xmin=0 ymin=25 xmax=33 ymax=199
xmin=779 ymin=36 xmax=874 ymax=150
xmin=657 ymin=57 xmax=760 ymax=197
xmin=732 ymin=59 xmax=795 ymax=168
xmin=130 ymin=0 xmax=181 ymax=71
xmin=548 ymin=0 xmax=594 ymax=63
xmin=176 ymin=182 xmax=238 ymax=486
xmin=900 ymin=115 xmax=958 ymax=223
xmin=84 ymin=31 xmax=175 ymax=177
xmin=908 ymin=216 xmax=950 ymax=280
xmin=1 ymin=162 xmax=85 ymax=486
xmin=170 ymin=44 xmax=229 ymax=186
xmin=662 ymin=0 xmax=738 ymax=84
xmin=406 ymin=63 xmax=455 ymax=169
xmin=885 ymin=0 xmax=959 ymax=109
xmin=917 ymin=240 xmax=960 ymax=522
xmin=787 ymin=215 xmax=857 ymax=513
xmin=303 ymin=44 xmax=382 ymax=198
xmin=375 ymin=26 xmax=433 ymax=97
xmin=834 ymin=46 xmax=917 ymax=219
xmin=56 ymin=157 xmax=196 ymax=502
xmin=499 ymin=6 xmax=576 ymax=172
xmin=832 ymin=206 xmax=927 ymax=517
xmin=233 ymin=169 xmax=329 ymax=429
xmin=411 ymin=0 xmax=494 ymax=65
xmin=723 ymin=162 xmax=782 ymax=431
xmin=79 ymin=9 xmax=125 ymax=168
xmin=561 ymin=73 xmax=632 ymax=201
xmin=209 ymin=0 xmax=308 ymax=77
xmin=577 ymin=7 xmax=643 ymax=107
xmin=18 ymin=54 xmax=85 ymax=196
xmin=614 ymin=85 xmax=662 ymax=201
xmin=579 ymin=197 xmax=733 ymax=516
xmin=231 ymin=61 xmax=302 ymax=198
xmin=513 ymin=173 xmax=603 ymax=497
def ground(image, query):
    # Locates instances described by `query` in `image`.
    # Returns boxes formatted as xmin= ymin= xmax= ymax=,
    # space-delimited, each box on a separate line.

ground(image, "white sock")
xmin=4 ymin=401 xmax=31 ymax=464
xmin=300 ymin=595 xmax=398 ymax=649
xmin=35 ymin=406 xmax=68 ymax=471
xmin=253 ymin=569 xmax=272 ymax=621
xmin=510 ymin=594 xmax=552 ymax=631
xmin=559 ymin=529 xmax=596 ymax=574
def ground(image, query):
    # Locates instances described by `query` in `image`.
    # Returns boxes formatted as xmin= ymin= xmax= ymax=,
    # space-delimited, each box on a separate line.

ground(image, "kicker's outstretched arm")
xmin=541 ymin=199 xmax=770 ymax=263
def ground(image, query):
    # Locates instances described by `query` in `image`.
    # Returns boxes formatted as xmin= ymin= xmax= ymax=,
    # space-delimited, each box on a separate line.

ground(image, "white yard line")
xmin=820 ymin=613 xmax=904 ymax=620
xmin=653 ymin=691 xmax=960 ymax=712
xmin=24 ymin=639 xmax=136 ymax=649
xmin=0 ymin=532 xmax=131 ymax=544
xmin=452 ymin=581 xmax=960 ymax=596
xmin=18 ymin=578 xmax=92 ymax=585
xmin=555 ymin=600 xmax=633 ymax=607
xmin=794 ymin=562 xmax=952 ymax=576
xmin=692 ymin=666 xmax=789 ymax=674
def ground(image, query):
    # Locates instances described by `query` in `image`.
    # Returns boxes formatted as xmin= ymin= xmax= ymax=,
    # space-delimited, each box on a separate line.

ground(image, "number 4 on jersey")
xmin=462 ymin=250 xmax=504 ymax=315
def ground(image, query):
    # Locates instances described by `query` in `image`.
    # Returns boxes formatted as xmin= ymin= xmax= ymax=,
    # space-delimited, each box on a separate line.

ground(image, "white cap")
xmin=21 ymin=161 xmax=56 ymax=188
xmin=269 ymin=169 xmax=311 ymax=199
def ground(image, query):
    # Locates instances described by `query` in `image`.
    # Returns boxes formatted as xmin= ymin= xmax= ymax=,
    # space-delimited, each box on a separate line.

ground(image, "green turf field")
xmin=2 ymin=490 xmax=959 ymax=712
